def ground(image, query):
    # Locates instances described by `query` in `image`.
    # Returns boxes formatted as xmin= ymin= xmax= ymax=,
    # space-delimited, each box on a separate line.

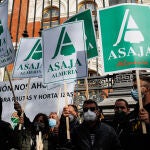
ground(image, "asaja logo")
xmin=24 ymin=39 xmax=42 ymax=61
xmin=52 ymin=26 xmax=75 ymax=59
xmin=113 ymin=9 xmax=144 ymax=46
xmin=98 ymin=4 xmax=150 ymax=73
xmin=104 ymin=5 xmax=150 ymax=61
xmin=15 ymin=38 xmax=42 ymax=77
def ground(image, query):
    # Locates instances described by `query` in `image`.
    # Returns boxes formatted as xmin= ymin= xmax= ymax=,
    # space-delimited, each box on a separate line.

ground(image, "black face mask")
xmin=34 ymin=122 xmax=45 ymax=132
xmin=114 ymin=110 xmax=128 ymax=124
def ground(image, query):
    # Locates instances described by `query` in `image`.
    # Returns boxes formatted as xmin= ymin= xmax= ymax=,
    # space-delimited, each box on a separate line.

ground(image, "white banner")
xmin=1 ymin=78 xmax=75 ymax=123
xmin=42 ymin=21 xmax=88 ymax=84
xmin=12 ymin=38 xmax=42 ymax=78
xmin=0 ymin=67 xmax=4 ymax=81
xmin=0 ymin=0 xmax=8 ymax=56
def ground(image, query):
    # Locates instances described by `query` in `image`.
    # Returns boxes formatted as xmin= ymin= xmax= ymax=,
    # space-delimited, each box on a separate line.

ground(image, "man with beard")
xmin=111 ymin=99 xmax=130 ymax=137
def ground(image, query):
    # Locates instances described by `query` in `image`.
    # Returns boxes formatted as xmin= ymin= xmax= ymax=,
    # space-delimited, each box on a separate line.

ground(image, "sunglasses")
xmin=83 ymin=107 xmax=97 ymax=112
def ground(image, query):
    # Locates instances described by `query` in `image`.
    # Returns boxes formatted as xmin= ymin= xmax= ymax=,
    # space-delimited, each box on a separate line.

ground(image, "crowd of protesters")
xmin=0 ymin=74 xmax=150 ymax=150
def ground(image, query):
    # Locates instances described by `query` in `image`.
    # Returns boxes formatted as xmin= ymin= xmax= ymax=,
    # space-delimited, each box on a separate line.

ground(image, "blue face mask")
xmin=131 ymin=89 xmax=139 ymax=101
xmin=48 ymin=118 xmax=56 ymax=127
xmin=131 ymin=89 xmax=144 ymax=101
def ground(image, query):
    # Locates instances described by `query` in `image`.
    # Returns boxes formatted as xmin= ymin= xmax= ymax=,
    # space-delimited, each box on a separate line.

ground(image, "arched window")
xmin=78 ymin=0 xmax=98 ymax=16
xmin=42 ymin=6 xmax=59 ymax=28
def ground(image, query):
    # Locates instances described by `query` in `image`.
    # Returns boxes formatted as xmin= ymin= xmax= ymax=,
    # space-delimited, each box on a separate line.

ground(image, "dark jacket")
xmin=58 ymin=115 xmax=80 ymax=146
xmin=0 ymin=120 xmax=16 ymax=150
xmin=15 ymin=129 xmax=55 ymax=150
xmin=0 ymin=98 xmax=16 ymax=149
xmin=128 ymin=103 xmax=150 ymax=134
xmin=14 ymin=114 xmax=56 ymax=150
xmin=117 ymin=103 xmax=150 ymax=150
xmin=72 ymin=121 xmax=123 ymax=150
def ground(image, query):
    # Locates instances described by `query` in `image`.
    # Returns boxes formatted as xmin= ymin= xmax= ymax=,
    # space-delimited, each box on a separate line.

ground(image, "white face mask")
xmin=83 ymin=109 xmax=96 ymax=121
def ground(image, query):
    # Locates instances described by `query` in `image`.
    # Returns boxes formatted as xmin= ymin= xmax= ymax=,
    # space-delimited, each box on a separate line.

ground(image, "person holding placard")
xmin=116 ymin=75 xmax=150 ymax=150
xmin=14 ymin=111 xmax=56 ymax=150
xmin=58 ymin=104 xmax=80 ymax=149
xmin=130 ymin=75 xmax=150 ymax=133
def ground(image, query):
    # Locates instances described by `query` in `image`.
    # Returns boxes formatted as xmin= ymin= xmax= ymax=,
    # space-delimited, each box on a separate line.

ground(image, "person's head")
xmin=49 ymin=112 xmax=58 ymax=119
xmin=131 ymin=75 xmax=150 ymax=105
xmin=68 ymin=104 xmax=78 ymax=122
xmin=32 ymin=113 xmax=49 ymax=134
xmin=48 ymin=112 xmax=59 ymax=128
xmin=114 ymin=99 xmax=130 ymax=123
xmin=82 ymin=99 xmax=100 ymax=123
xmin=114 ymin=99 xmax=130 ymax=114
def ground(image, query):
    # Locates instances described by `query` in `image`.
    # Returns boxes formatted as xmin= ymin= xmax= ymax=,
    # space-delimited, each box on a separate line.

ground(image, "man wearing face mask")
xmin=71 ymin=99 xmax=123 ymax=150
xmin=130 ymin=75 xmax=150 ymax=133
xmin=121 ymin=74 xmax=150 ymax=150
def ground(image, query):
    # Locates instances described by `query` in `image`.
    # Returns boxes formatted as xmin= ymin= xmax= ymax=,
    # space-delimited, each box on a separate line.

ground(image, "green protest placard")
xmin=65 ymin=9 xmax=98 ymax=59
xmin=98 ymin=4 xmax=150 ymax=74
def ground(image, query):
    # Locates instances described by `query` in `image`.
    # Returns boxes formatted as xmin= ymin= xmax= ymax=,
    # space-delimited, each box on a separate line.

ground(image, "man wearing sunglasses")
xmin=71 ymin=99 xmax=123 ymax=150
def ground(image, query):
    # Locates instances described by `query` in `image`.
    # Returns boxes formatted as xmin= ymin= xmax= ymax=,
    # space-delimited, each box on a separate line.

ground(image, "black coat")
xmin=72 ymin=121 xmax=123 ymax=150
xmin=0 ymin=120 xmax=15 ymax=150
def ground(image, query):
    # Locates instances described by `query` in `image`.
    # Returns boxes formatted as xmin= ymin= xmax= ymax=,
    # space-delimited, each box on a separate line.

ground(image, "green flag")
xmin=98 ymin=4 xmax=150 ymax=74
xmin=65 ymin=9 xmax=98 ymax=59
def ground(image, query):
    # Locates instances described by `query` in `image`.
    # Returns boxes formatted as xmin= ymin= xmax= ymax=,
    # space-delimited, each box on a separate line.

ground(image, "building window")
xmin=109 ymin=0 xmax=139 ymax=6
xmin=43 ymin=6 xmax=59 ymax=28
xmin=78 ymin=0 xmax=98 ymax=15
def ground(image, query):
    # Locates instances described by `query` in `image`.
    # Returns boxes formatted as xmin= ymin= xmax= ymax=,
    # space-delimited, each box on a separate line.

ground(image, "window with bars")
xmin=78 ymin=0 xmax=98 ymax=14
xmin=42 ymin=6 xmax=59 ymax=28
